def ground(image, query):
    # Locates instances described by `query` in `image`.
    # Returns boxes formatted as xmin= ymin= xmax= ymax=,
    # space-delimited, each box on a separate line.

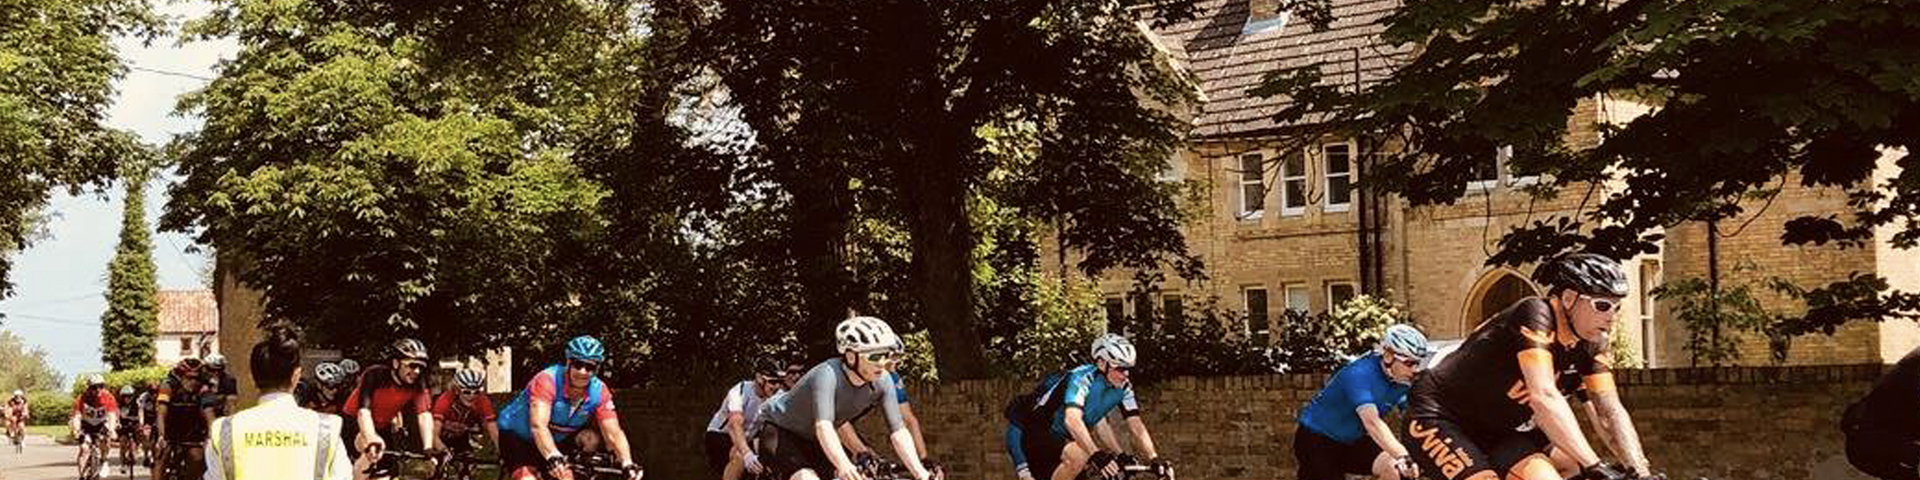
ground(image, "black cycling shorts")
xmin=1294 ymin=426 xmax=1382 ymax=480
xmin=1846 ymin=425 xmax=1920 ymax=480
xmin=1018 ymin=424 xmax=1070 ymax=480
xmin=756 ymin=424 xmax=836 ymax=479
xmin=704 ymin=431 xmax=735 ymax=475
xmin=1404 ymin=416 xmax=1551 ymax=480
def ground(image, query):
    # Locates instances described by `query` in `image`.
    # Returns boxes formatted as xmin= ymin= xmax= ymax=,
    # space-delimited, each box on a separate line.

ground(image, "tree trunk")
xmin=787 ymin=157 xmax=859 ymax=360
xmin=902 ymin=148 xmax=990 ymax=379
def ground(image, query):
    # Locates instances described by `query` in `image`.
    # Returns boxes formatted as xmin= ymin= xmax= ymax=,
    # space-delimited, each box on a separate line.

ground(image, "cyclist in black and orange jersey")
xmin=154 ymin=357 xmax=213 ymax=480
xmin=1403 ymin=253 xmax=1660 ymax=480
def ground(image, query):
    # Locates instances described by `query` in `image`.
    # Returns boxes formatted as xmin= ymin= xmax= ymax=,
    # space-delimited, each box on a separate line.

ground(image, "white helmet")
xmin=87 ymin=375 xmax=106 ymax=386
xmin=205 ymin=353 xmax=228 ymax=368
xmin=1381 ymin=324 xmax=1432 ymax=360
xmin=337 ymin=359 xmax=361 ymax=375
xmin=11 ymin=389 xmax=22 ymax=397
xmin=453 ymin=369 xmax=485 ymax=390
xmin=1090 ymin=334 xmax=1137 ymax=368
xmin=835 ymin=316 xmax=901 ymax=353
xmin=314 ymin=362 xmax=347 ymax=385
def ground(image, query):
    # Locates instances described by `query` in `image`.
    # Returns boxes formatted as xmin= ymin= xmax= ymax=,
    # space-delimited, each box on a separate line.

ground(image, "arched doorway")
xmin=1460 ymin=270 xmax=1538 ymax=335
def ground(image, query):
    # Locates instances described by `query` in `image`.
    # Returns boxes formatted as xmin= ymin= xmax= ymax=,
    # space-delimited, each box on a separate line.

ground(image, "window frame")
xmin=1322 ymin=141 xmax=1354 ymax=213
xmin=1237 ymin=153 xmax=1267 ymax=220
xmin=1242 ymin=286 xmax=1270 ymax=344
xmin=1284 ymin=283 xmax=1311 ymax=314
xmin=1327 ymin=281 xmax=1358 ymax=313
xmin=1279 ymin=149 xmax=1308 ymax=216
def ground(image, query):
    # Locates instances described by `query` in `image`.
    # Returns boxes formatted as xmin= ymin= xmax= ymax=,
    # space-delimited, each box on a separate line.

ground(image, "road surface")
xmin=0 ymin=434 xmax=150 ymax=480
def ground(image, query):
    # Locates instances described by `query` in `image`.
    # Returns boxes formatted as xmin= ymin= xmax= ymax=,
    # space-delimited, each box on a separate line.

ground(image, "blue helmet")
xmin=565 ymin=336 xmax=605 ymax=362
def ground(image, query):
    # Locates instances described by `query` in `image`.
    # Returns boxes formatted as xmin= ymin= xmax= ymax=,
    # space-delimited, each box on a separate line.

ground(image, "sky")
xmin=0 ymin=1 xmax=236 ymax=383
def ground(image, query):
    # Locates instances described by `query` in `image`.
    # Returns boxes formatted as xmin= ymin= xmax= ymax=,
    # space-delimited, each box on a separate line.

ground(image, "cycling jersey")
xmin=496 ymin=364 xmax=617 ymax=442
xmin=1408 ymin=297 xmax=1610 ymax=434
xmin=1045 ymin=364 xmax=1139 ymax=438
xmin=704 ymin=380 xmax=770 ymax=433
xmin=431 ymin=391 xmax=496 ymax=437
xmin=5 ymin=398 xmax=26 ymax=419
xmin=73 ymin=389 xmax=120 ymax=426
xmin=891 ymin=371 xmax=911 ymax=404
xmin=1299 ymin=352 xmax=1408 ymax=444
xmin=343 ymin=364 xmax=432 ymax=430
xmin=157 ymin=373 xmax=212 ymax=441
xmin=1846 ymin=346 xmax=1920 ymax=438
xmin=758 ymin=358 xmax=905 ymax=441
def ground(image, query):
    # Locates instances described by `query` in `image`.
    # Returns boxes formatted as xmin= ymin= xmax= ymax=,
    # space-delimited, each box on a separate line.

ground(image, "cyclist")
xmin=339 ymin=359 xmax=363 ymax=382
xmin=155 ymin=357 xmax=213 ymax=480
xmin=343 ymin=338 xmax=440 ymax=478
xmin=206 ymin=354 xmax=239 ymax=418
xmin=117 ymin=385 xmax=145 ymax=472
xmin=6 ymin=389 xmax=27 ymax=449
xmin=432 ymin=369 xmax=500 ymax=460
xmin=496 ymin=335 xmax=644 ymax=480
xmin=754 ymin=316 xmax=938 ymax=480
xmin=1403 ymin=253 xmax=1656 ymax=480
xmin=1295 ymin=324 xmax=1432 ymax=480
xmin=137 ymin=381 xmax=159 ymax=467
xmin=704 ymin=356 xmax=785 ymax=480
xmin=1003 ymin=334 xmax=1169 ymax=480
xmin=1843 ymin=344 xmax=1920 ymax=480
xmin=71 ymin=375 xmax=122 ymax=474
xmin=297 ymin=361 xmax=350 ymax=416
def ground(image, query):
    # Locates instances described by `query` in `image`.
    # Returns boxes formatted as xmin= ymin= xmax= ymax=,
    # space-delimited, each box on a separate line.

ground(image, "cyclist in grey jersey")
xmin=754 ymin=317 xmax=938 ymax=480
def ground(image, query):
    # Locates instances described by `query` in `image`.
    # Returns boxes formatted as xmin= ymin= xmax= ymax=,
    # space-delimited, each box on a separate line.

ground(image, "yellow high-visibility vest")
xmin=208 ymin=393 xmax=343 ymax=480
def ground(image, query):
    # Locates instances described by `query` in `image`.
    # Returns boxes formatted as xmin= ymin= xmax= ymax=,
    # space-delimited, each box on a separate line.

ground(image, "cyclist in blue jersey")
xmin=1004 ymin=334 xmax=1171 ymax=480
xmin=1295 ymin=324 xmax=1433 ymax=480
xmin=495 ymin=336 xmax=643 ymax=480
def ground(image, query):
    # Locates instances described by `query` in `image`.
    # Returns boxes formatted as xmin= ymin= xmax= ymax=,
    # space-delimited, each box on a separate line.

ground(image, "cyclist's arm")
xmin=1587 ymin=385 xmax=1650 ymax=473
xmin=725 ymin=412 xmax=751 ymax=458
xmin=1519 ymin=348 xmax=1602 ymax=469
xmin=813 ymin=420 xmax=860 ymax=476
xmin=1356 ymin=405 xmax=1410 ymax=460
xmin=1062 ymin=406 xmax=1100 ymax=456
xmin=527 ymin=397 xmax=561 ymax=459
xmin=1004 ymin=423 xmax=1028 ymax=471
xmin=416 ymin=411 xmax=436 ymax=452
xmin=1123 ymin=417 xmax=1158 ymax=460
xmin=836 ymin=423 xmax=870 ymax=455
xmin=597 ymin=415 xmax=638 ymax=466
xmin=900 ymin=403 xmax=927 ymax=459
xmin=484 ymin=420 xmax=501 ymax=451
xmin=876 ymin=375 xmax=932 ymax=480
xmin=1093 ymin=418 xmax=1123 ymax=452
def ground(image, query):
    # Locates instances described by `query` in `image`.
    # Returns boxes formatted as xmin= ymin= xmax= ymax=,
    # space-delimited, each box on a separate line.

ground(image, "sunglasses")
xmin=860 ymin=350 xmax=903 ymax=364
xmin=1394 ymin=356 xmax=1422 ymax=368
xmin=458 ymin=388 xmax=481 ymax=395
xmin=569 ymin=360 xmax=601 ymax=372
xmin=402 ymin=362 xmax=428 ymax=372
xmin=1581 ymin=295 xmax=1619 ymax=313
xmin=1112 ymin=366 xmax=1133 ymax=375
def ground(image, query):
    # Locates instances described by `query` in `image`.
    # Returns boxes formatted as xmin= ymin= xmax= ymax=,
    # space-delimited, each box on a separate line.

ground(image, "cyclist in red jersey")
xmin=71 ymin=376 xmax=122 ymax=473
xmin=1403 ymin=253 xmax=1659 ymax=480
xmin=343 ymin=338 xmax=440 ymax=479
xmin=432 ymin=369 xmax=499 ymax=457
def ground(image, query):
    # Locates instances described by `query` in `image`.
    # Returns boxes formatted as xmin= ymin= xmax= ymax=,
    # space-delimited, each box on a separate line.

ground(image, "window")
xmin=1243 ymin=0 xmax=1289 ymax=35
xmin=1323 ymin=143 xmax=1353 ymax=212
xmin=178 ymin=338 xmax=191 ymax=356
xmin=1103 ymin=297 xmax=1125 ymax=325
xmin=1466 ymin=152 xmax=1499 ymax=190
xmin=1162 ymin=295 xmax=1185 ymax=321
xmin=1285 ymin=284 xmax=1311 ymax=314
xmin=1328 ymin=282 xmax=1357 ymax=312
xmin=1243 ymin=287 xmax=1269 ymax=345
xmin=1467 ymin=145 xmax=1538 ymax=190
xmin=1129 ymin=292 xmax=1153 ymax=325
xmin=1238 ymin=153 xmax=1266 ymax=219
xmin=1280 ymin=150 xmax=1307 ymax=216
xmin=1156 ymin=153 xmax=1186 ymax=182
xmin=1639 ymin=260 xmax=1662 ymax=366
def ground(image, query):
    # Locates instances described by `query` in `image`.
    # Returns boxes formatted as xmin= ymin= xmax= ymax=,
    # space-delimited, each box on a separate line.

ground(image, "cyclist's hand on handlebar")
xmin=545 ymin=454 xmax=573 ymax=480
xmin=622 ymin=462 xmax=644 ymax=480
xmin=1575 ymin=462 xmax=1632 ymax=480
xmin=835 ymin=465 xmax=868 ymax=480
xmin=1149 ymin=457 xmax=1175 ymax=480
xmin=744 ymin=451 xmax=765 ymax=474
xmin=1392 ymin=454 xmax=1419 ymax=479
xmin=1087 ymin=451 xmax=1122 ymax=480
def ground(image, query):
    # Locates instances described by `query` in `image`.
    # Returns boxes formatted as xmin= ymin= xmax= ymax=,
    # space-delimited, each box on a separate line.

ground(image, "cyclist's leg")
xmin=1484 ymin=431 xmax=1557 ymax=480
xmin=1015 ymin=427 xmax=1065 ymax=480
xmin=497 ymin=433 xmax=543 ymax=480
xmin=1294 ymin=427 xmax=1379 ymax=480
xmin=1404 ymin=416 xmax=1499 ymax=480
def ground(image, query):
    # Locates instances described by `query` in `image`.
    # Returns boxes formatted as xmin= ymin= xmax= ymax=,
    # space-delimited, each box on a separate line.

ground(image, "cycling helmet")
xmin=835 ymin=316 xmax=900 ymax=353
xmin=1090 ymin=334 xmax=1137 ymax=368
xmin=1380 ymin=324 xmax=1432 ymax=359
xmin=1531 ymin=253 xmax=1629 ymax=297
xmin=565 ymin=336 xmax=606 ymax=362
xmin=389 ymin=338 xmax=430 ymax=361
xmin=119 ymin=386 xmax=135 ymax=396
xmin=175 ymin=357 xmax=205 ymax=377
xmin=10 ymin=389 xmax=20 ymax=397
xmin=337 ymin=359 xmax=361 ymax=375
xmin=752 ymin=356 xmax=785 ymax=377
xmin=206 ymin=353 xmax=227 ymax=369
xmin=87 ymin=375 xmax=106 ymax=386
xmin=314 ymin=362 xmax=347 ymax=386
xmin=453 ymin=369 xmax=485 ymax=390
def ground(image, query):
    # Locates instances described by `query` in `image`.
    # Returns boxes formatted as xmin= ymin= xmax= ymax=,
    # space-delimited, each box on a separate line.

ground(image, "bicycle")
xmin=566 ymin=451 xmax=639 ymax=480
xmin=429 ymin=444 xmax=501 ymax=480
xmin=855 ymin=455 xmax=945 ymax=480
xmin=77 ymin=430 xmax=112 ymax=480
xmin=1077 ymin=454 xmax=1172 ymax=480
xmin=364 ymin=448 xmax=436 ymax=479
xmin=158 ymin=440 xmax=206 ymax=480
xmin=5 ymin=416 xmax=21 ymax=454
xmin=118 ymin=423 xmax=145 ymax=478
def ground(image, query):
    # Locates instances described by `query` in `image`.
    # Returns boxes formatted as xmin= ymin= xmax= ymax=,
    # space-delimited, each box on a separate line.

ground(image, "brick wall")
xmin=615 ymin=365 xmax=1884 ymax=480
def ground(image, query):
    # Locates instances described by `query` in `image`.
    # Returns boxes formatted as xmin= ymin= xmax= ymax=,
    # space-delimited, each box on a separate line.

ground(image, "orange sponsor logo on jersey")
xmin=1409 ymin=419 xmax=1473 ymax=479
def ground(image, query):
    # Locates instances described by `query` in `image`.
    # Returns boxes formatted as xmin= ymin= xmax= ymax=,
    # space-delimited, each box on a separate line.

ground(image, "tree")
xmin=0 ymin=0 xmax=161 ymax=295
xmin=657 ymin=0 xmax=1205 ymax=378
xmin=1259 ymin=0 xmax=1920 ymax=336
xmin=0 ymin=330 xmax=62 ymax=393
xmin=101 ymin=166 xmax=160 ymax=370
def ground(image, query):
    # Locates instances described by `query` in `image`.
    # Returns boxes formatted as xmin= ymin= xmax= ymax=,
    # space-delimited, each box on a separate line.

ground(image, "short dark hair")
xmin=250 ymin=328 xmax=303 ymax=391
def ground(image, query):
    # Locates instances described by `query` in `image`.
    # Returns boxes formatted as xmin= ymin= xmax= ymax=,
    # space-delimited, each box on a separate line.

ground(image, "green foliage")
xmin=28 ymin=390 xmax=69 ymax=426
xmin=0 ymin=0 xmax=161 ymax=294
xmin=1650 ymin=263 xmax=1793 ymax=366
xmin=1609 ymin=332 xmax=1643 ymax=369
xmin=0 ymin=330 xmax=63 ymax=393
xmin=101 ymin=168 xmax=159 ymax=370
xmin=68 ymin=365 xmax=167 ymax=396
xmin=1271 ymin=294 xmax=1400 ymax=372
xmin=1259 ymin=0 xmax=1920 ymax=337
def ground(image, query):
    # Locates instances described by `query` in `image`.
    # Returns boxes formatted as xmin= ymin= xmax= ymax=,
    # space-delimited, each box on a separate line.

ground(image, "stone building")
xmin=1083 ymin=0 xmax=1920 ymax=367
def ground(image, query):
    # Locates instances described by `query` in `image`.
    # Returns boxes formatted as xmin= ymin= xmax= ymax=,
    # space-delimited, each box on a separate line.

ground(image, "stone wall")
xmin=615 ymin=365 xmax=1884 ymax=480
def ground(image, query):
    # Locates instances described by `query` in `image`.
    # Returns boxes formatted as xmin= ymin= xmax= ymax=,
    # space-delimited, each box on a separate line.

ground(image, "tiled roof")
xmin=1149 ymin=0 xmax=1406 ymax=138
xmin=157 ymin=290 xmax=217 ymax=334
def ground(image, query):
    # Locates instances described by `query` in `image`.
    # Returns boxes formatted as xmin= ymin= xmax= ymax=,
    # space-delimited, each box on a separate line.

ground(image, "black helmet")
xmin=389 ymin=338 xmax=430 ymax=361
xmin=752 ymin=356 xmax=784 ymax=377
xmin=1531 ymin=253 xmax=1629 ymax=297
